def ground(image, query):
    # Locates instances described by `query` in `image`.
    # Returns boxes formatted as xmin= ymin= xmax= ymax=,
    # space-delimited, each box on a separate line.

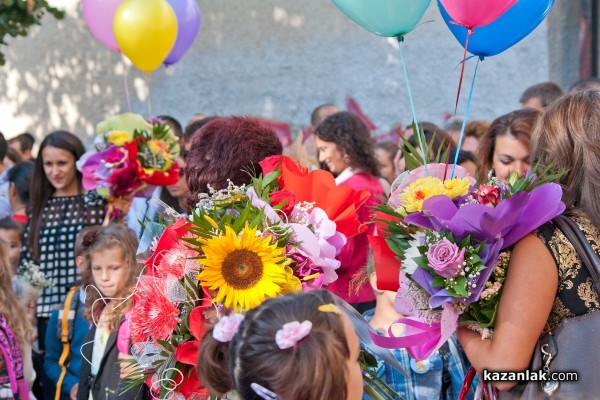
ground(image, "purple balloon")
xmin=164 ymin=0 xmax=201 ymax=65
xmin=82 ymin=0 xmax=123 ymax=52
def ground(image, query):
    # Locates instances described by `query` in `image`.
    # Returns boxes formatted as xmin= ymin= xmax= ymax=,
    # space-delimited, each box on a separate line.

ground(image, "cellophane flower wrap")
xmin=372 ymin=163 xmax=565 ymax=360
xmin=125 ymin=155 xmax=370 ymax=399
xmin=77 ymin=113 xmax=180 ymax=204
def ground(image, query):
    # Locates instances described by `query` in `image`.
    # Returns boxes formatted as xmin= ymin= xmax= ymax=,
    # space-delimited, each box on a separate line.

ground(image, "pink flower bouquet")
xmin=77 ymin=113 xmax=181 ymax=219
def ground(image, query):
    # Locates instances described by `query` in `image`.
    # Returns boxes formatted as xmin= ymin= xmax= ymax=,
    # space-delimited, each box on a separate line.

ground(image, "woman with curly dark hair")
xmin=315 ymin=111 xmax=385 ymax=312
xmin=184 ymin=116 xmax=283 ymax=209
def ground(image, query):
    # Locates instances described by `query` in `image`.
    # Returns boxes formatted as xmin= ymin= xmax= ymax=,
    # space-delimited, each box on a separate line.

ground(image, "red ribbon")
xmin=368 ymin=235 xmax=400 ymax=292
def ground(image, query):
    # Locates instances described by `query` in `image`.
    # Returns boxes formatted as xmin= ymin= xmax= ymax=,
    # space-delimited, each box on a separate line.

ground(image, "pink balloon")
xmin=439 ymin=0 xmax=518 ymax=29
xmin=82 ymin=0 xmax=124 ymax=52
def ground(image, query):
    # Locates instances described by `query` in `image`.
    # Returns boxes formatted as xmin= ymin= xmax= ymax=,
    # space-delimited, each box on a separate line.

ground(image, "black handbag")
xmin=504 ymin=215 xmax=600 ymax=399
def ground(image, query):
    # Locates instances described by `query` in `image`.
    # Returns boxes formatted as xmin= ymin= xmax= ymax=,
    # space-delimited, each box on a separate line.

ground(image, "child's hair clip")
xmin=212 ymin=313 xmax=245 ymax=343
xmin=318 ymin=303 xmax=342 ymax=315
xmin=275 ymin=320 xmax=312 ymax=349
xmin=250 ymin=382 xmax=280 ymax=400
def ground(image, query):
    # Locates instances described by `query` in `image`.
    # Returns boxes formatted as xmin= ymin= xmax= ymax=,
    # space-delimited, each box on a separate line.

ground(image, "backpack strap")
xmin=0 ymin=314 xmax=26 ymax=400
xmin=0 ymin=329 xmax=18 ymax=399
xmin=55 ymin=286 xmax=78 ymax=400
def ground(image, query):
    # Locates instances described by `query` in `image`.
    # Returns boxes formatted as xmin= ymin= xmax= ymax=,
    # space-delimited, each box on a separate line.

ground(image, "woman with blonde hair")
xmin=0 ymin=243 xmax=36 ymax=399
xmin=458 ymin=90 xmax=600 ymax=396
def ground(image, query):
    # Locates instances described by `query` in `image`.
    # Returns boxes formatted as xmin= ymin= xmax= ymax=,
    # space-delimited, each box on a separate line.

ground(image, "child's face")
xmin=90 ymin=246 xmax=128 ymax=298
xmin=0 ymin=228 xmax=22 ymax=276
xmin=341 ymin=313 xmax=363 ymax=400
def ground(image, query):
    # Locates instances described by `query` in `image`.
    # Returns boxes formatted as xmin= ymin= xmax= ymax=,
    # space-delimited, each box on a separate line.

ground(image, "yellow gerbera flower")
xmin=148 ymin=139 xmax=170 ymax=158
xmin=106 ymin=130 xmax=132 ymax=146
xmin=398 ymin=177 xmax=445 ymax=214
xmin=197 ymin=224 xmax=290 ymax=311
xmin=443 ymin=177 xmax=471 ymax=199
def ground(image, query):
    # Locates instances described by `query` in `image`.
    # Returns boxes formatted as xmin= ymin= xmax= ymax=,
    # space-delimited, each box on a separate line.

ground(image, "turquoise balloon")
xmin=331 ymin=0 xmax=432 ymax=37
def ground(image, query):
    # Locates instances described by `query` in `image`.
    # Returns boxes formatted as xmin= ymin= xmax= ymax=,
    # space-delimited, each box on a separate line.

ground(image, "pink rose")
xmin=427 ymin=238 xmax=465 ymax=278
xmin=474 ymin=184 xmax=501 ymax=207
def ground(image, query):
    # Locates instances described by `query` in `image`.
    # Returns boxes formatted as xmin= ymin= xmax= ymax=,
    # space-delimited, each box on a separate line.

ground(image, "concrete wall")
xmin=0 ymin=0 xmax=554 ymax=145
xmin=547 ymin=0 xmax=582 ymax=89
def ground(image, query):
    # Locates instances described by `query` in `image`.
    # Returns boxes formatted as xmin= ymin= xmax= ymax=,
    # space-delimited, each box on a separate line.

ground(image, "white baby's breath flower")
xmin=17 ymin=261 xmax=53 ymax=289
xmin=402 ymin=231 xmax=426 ymax=275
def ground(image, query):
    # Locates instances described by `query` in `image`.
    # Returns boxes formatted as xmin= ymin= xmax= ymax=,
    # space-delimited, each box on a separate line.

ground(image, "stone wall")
xmin=0 ymin=0 xmax=556 ymax=144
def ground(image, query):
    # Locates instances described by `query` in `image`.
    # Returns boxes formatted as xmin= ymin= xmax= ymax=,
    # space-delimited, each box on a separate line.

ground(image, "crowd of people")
xmin=0 ymin=76 xmax=598 ymax=400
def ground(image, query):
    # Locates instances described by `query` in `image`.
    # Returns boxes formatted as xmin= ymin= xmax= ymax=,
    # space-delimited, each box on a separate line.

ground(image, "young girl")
xmin=0 ymin=243 xmax=36 ymax=399
xmin=44 ymin=226 xmax=99 ymax=400
xmin=7 ymin=161 xmax=34 ymax=224
xmin=198 ymin=290 xmax=363 ymax=400
xmin=76 ymin=224 xmax=147 ymax=400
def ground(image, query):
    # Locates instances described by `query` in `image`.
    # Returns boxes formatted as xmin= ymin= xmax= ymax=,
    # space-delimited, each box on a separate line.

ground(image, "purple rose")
xmin=427 ymin=238 xmax=465 ymax=278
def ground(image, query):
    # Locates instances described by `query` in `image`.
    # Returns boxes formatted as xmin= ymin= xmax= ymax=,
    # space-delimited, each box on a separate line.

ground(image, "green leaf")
xmin=0 ymin=2 xmax=64 ymax=65
xmin=432 ymin=276 xmax=446 ymax=288
xmin=261 ymin=170 xmax=281 ymax=189
xmin=447 ymin=276 xmax=468 ymax=297
xmin=414 ymin=256 xmax=429 ymax=269
xmin=157 ymin=339 xmax=171 ymax=349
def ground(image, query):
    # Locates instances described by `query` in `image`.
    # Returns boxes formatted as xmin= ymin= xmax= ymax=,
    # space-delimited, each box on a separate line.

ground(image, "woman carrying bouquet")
xmin=184 ymin=116 xmax=283 ymax=207
xmin=476 ymin=109 xmax=540 ymax=182
xmin=458 ymin=90 xmax=600 ymax=396
xmin=315 ymin=112 xmax=385 ymax=312
xmin=19 ymin=131 xmax=105 ymax=399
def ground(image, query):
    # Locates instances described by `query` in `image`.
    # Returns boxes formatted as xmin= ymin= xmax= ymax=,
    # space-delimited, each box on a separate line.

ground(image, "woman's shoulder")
xmin=343 ymin=172 xmax=385 ymax=194
xmin=534 ymin=214 xmax=600 ymax=248
xmin=45 ymin=191 xmax=105 ymax=207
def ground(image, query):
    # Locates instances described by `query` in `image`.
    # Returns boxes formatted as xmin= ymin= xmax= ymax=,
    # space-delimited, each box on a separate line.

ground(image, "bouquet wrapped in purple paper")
xmin=372 ymin=163 xmax=565 ymax=359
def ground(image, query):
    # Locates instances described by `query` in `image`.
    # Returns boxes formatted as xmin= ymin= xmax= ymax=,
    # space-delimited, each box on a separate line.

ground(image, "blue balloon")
xmin=438 ymin=0 xmax=555 ymax=57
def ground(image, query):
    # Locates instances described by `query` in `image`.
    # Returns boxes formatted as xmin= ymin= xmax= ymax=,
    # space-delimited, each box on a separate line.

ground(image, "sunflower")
xmin=197 ymin=224 xmax=292 ymax=311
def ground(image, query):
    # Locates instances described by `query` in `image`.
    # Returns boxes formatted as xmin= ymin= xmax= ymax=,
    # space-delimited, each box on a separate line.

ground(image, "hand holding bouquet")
xmin=373 ymin=162 xmax=565 ymax=359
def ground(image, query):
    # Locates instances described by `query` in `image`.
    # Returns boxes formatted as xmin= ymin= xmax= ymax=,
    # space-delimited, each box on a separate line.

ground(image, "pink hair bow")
xmin=275 ymin=320 xmax=312 ymax=349
xmin=212 ymin=313 xmax=245 ymax=343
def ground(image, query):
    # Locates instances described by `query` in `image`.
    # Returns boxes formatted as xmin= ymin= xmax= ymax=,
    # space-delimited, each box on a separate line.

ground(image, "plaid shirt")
xmin=20 ymin=192 xmax=105 ymax=318
xmin=363 ymin=309 xmax=474 ymax=400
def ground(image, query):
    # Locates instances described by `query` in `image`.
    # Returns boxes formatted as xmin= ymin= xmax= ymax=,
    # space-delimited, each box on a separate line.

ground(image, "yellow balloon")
xmin=113 ymin=0 xmax=178 ymax=73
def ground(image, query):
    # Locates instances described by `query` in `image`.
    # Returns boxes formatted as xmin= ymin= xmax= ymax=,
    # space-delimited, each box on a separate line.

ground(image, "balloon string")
xmin=444 ymin=28 xmax=472 ymax=180
xmin=123 ymin=66 xmax=132 ymax=112
xmin=451 ymin=57 xmax=480 ymax=179
xmin=397 ymin=36 xmax=427 ymax=175
xmin=453 ymin=29 xmax=473 ymax=117
xmin=146 ymin=73 xmax=153 ymax=118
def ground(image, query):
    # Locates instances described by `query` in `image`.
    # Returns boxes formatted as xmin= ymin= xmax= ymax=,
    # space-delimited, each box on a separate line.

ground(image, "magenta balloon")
xmin=82 ymin=0 xmax=123 ymax=52
xmin=439 ymin=0 xmax=517 ymax=29
xmin=164 ymin=0 xmax=201 ymax=65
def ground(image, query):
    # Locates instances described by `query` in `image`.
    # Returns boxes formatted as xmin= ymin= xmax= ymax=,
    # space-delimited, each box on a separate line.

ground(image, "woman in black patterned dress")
xmin=457 ymin=90 xmax=600 ymax=394
xmin=19 ymin=131 xmax=105 ymax=399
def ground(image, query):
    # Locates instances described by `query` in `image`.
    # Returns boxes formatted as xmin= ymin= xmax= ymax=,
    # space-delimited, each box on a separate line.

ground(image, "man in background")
xmin=519 ymin=81 xmax=563 ymax=111
xmin=8 ymin=133 xmax=35 ymax=161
